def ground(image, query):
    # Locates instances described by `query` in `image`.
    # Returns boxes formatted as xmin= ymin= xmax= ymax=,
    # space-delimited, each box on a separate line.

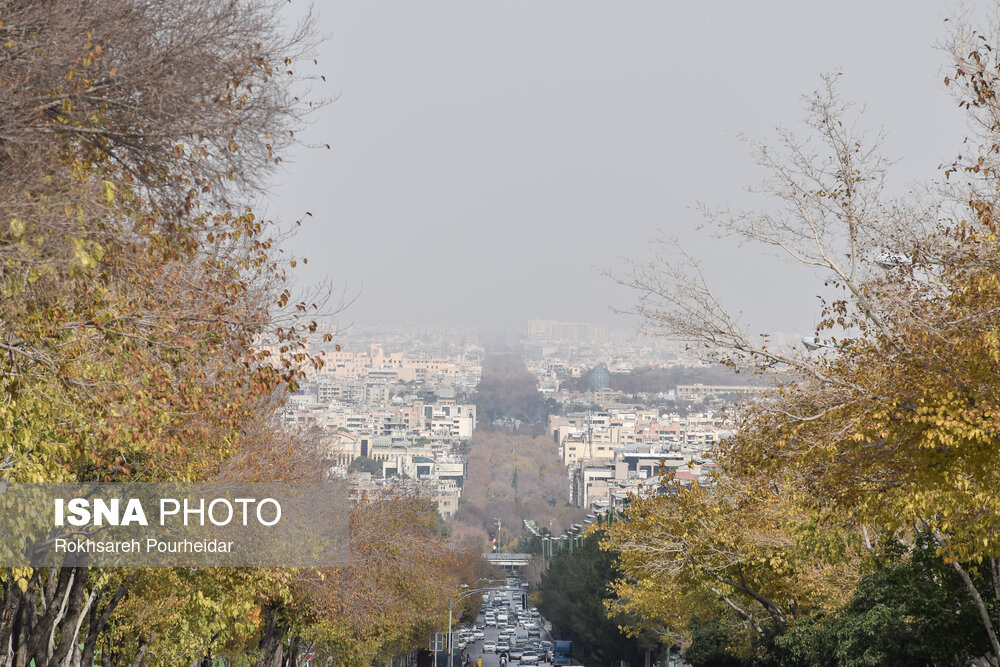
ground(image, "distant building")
xmin=675 ymin=384 xmax=767 ymax=402
xmin=586 ymin=364 xmax=611 ymax=391
xmin=527 ymin=320 xmax=609 ymax=345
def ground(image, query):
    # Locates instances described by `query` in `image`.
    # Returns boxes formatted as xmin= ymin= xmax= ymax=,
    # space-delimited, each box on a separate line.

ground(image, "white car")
xmin=483 ymin=642 xmax=496 ymax=653
xmin=474 ymin=630 xmax=485 ymax=640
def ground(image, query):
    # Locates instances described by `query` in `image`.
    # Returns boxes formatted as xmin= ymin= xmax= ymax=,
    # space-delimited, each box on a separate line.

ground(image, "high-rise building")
xmin=527 ymin=320 xmax=609 ymax=344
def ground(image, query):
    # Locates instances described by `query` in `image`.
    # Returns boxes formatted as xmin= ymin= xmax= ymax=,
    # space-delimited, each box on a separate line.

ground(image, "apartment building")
xmin=551 ymin=409 xmax=729 ymax=465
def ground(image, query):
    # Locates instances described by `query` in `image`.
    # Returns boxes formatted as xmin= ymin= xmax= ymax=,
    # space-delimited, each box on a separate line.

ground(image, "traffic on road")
xmin=448 ymin=577 xmax=573 ymax=667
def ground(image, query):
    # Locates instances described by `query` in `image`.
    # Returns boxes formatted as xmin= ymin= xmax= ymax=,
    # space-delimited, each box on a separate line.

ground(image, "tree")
xmin=683 ymin=619 xmax=742 ymax=667
xmin=454 ymin=430 xmax=584 ymax=544
xmin=348 ymin=456 xmax=384 ymax=476
xmin=611 ymin=14 xmax=1000 ymax=663
xmin=0 ymin=0 xmax=329 ymax=663
xmin=475 ymin=356 xmax=551 ymax=424
xmin=773 ymin=533 xmax=990 ymax=666
xmin=292 ymin=488 xmax=480 ymax=666
xmin=604 ymin=468 xmax=859 ymax=656
xmin=538 ymin=531 xmax=662 ymax=667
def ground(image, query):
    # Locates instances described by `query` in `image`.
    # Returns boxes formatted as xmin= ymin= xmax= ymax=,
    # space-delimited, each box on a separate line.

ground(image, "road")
xmin=447 ymin=585 xmax=555 ymax=667
xmin=457 ymin=624 xmax=553 ymax=667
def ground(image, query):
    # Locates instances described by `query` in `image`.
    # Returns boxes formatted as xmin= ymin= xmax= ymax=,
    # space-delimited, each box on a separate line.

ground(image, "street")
xmin=445 ymin=583 xmax=556 ymax=667
xmin=457 ymin=624 xmax=553 ymax=667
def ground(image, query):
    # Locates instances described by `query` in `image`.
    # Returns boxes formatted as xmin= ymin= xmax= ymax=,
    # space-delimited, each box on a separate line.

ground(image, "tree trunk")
xmin=130 ymin=639 xmax=149 ymax=667
xmin=79 ymin=581 xmax=127 ymax=667
xmin=13 ymin=571 xmax=41 ymax=666
xmin=100 ymin=636 xmax=112 ymax=667
xmin=992 ymin=557 xmax=1000 ymax=638
xmin=80 ymin=591 xmax=102 ymax=667
xmin=283 ymin=636 xmax=299 ymax=667
xmin=67 ymin=588 xmax=97 ymax=667
xmin=257 ymin=605 xmax=287 ymax=667
xmin=951 ymin=559 xmax=1000 ymax=663
xmin=0 ymin=573 xmax=21 ymax=666
xmin=49 ymin=568 xmax=89 ymax=667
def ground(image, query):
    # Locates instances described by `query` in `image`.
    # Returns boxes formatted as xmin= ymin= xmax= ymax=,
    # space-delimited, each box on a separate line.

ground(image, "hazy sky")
xmin=270 ymin=1 xmax=969 ymax=335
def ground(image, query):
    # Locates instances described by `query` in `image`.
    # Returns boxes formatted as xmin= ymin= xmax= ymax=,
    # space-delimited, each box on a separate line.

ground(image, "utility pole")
xmin=446 ymin=585 xmax=497 ymax=666
xmin=587 ymin=409 xmax=593 ymax=461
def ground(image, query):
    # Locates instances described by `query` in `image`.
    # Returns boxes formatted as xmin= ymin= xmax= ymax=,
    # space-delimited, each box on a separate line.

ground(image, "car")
xmin=474 ymin=630 xmax=485 ymax=641
xmin=485 ymin=618 xmax=496 ymax=627
xmin=528 ymin=627 xmax=540 ymax=638
xmin=520 ymin=650 xmax=540 ymax=665
xmin=483 ymin=642 xmax=496 ymax=653
xmin=509 ymin=646 xmax=524 ymax=660
xmin=497 ymin=641 xmax=511 ymax=653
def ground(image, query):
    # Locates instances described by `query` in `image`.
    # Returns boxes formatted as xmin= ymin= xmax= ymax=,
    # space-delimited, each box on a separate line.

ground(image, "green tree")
xmin=773 ymin=533 xmax=991 ymax=667
xmin=683 ymin=619 xmax=742 ymax=667
xmin=538 ymin=532 xmax=662 ymax=667
xmin=349 ymin=456 xmax=384 ymax=476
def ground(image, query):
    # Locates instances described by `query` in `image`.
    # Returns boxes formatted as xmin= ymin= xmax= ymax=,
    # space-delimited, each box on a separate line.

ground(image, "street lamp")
xmin=443 ymin=585 xmax=494 ymax=666
xmin=476 ymin=577 xmax=504 ymax=585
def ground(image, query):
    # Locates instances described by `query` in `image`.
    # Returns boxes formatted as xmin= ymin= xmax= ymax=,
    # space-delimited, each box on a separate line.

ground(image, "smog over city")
xmin=4 ymin=2 xmax=1000 ymax=665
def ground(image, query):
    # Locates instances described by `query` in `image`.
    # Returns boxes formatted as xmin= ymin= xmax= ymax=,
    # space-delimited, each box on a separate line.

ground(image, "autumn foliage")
xmin=604 ymin=17 xmax=1000 ymax=666
xmin=0 ymin=1 xmax=468 ymax=665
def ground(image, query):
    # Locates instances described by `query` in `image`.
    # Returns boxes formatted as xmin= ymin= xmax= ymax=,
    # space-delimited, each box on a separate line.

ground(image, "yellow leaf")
xmin=8 ymin=217 xmax=25 ymax=238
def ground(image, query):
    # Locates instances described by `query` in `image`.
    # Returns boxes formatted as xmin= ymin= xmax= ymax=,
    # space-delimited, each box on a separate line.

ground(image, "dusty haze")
xmin=269 ymin=1 xmax=968 ymax=335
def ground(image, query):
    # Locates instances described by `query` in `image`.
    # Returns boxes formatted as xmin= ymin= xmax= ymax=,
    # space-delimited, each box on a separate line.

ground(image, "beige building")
xmin=552 ymin=409 xmax=728 ymax=465
xmin=675 ymin=384 xmax=767 ymax=401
